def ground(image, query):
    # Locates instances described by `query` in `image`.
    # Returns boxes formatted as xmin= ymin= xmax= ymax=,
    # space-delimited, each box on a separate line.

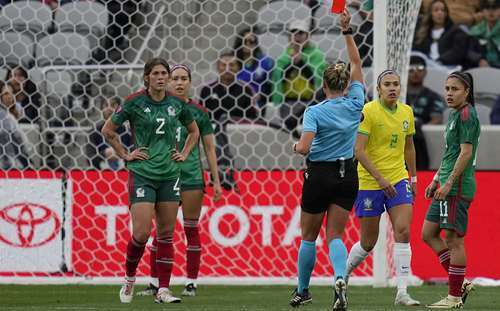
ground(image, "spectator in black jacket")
xmin=5 ymin=66 xmax=42 ymax=124
xmin=413 ymin=0 xmax=480 ymax=69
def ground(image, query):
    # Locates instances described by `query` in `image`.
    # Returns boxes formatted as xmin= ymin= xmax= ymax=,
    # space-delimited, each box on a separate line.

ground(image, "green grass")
xmin=0 ymin=284 xmax=499 ymax=310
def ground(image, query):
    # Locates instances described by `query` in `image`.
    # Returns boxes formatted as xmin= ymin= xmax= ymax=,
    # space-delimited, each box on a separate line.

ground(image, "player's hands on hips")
xmin=424 ymin=180 xmax=438 ymax=199
xmin=125 ymin=147 xmax=149 ymax=162
xmin=213 ymin=182 xmax=222 ymax=202
xmin=171 ymin=149 xmax=187 ymax=162
xmin=434 ymin=182 xmax=451 ymax=201
xmin=340 ymin=8 xmax=351 ymax=31
xmin=376 ymin=177 xmax=397 ymax=198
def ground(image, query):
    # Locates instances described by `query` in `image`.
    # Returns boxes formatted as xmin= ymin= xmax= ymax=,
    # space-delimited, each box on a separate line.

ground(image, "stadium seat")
xmin=466 ymin=67 xmax=500 ymax=106
xmin=54 ymin=1 xmax=108 ymax=49
xmin=0 ymin=32 xmax=35 ymax=68
xmin=312 ymin=3 xmax=364 ymax=33
xmin=257 ymin=32 xmax=289 ymax=60
xmin=36 ymin=33 xmax=91 ymax=66
xmin=257 ymin=0 xmax=311 ymax=33
xmin=0 ymin=1 xmax=52 ymax=37
xmin=423 ymin=67 xmax=449 ymax=98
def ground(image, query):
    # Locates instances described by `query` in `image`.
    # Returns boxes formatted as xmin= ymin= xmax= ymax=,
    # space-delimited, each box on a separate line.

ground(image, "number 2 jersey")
xmin=357 ymin=100 xmax=416 ymax=190
xmin=111 ymin=90 xmax=194 ymax=181
xmin=438 ymin=104 xmax=480 ymax=199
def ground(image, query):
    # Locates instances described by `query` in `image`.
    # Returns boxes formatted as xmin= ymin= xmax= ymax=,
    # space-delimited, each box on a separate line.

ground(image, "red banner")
xmin=69 ymin=171 xmax=500 ymax=279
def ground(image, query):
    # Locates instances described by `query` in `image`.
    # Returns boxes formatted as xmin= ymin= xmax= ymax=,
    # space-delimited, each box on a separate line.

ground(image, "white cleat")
xmin=427 ymin=296 xmax=463 ymax=309
xmin=182 ymin=283 xmax=197 ymax=296
xmin=333 ymin=278 xmax=347 ymax=311
xmin=155 ymin=287 xmax=182 ymax=303
xmin=119 ymin=278 xmax=135 ymax=303
xmin=461 ymin=279 xmax=474 ymax=304
xmin=394 ymin=292 xmax=420 ymax=306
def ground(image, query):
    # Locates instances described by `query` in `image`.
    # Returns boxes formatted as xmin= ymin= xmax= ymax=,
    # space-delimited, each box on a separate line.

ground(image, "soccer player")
xmin=136 ymin=64 xmax=222 ymax=297
xmin=290 ymin=10 xmax=364 ymax=310
xmin=101 ymin=58 xmax=200 ymax=304
xmin=346 ymin=70 xmax=420 ymax=306
xmin=423 ymin=71 xmax=480 ymax=309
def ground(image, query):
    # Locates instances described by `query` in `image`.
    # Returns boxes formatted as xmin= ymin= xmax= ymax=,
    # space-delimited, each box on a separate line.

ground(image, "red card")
xmin=331 ymin=0 xmax=346 ymax=14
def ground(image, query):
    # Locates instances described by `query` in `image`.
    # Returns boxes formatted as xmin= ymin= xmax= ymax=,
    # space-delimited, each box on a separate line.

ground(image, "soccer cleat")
xmin=461 ymin=279 xmax=474 ymax=304
xmin=155 ymin=287 xmax=182 ymax=304
xmin=394 ymin=292 xmax=420 ymax=306
xmin=119 ymin=278 xmax=135 ymax=303
xmin=290 ymin=288 xmax=312 ymax=307
xmin=332 ymin=278 xmax=347 ymax=311
xmin=135 ymin=283 xmax=158 ymax=296
xmin=427 ymin=296 xmax=463 ymax=309
xmin=182 ymin=283 xmax=197 ymax=297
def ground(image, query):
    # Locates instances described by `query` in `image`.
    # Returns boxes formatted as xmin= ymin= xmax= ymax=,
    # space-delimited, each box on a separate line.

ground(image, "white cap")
xmin=288 ymin=19 xmax=309 ymax=33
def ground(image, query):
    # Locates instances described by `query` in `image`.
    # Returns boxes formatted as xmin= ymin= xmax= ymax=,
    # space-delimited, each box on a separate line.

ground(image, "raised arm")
xmin=340 ymin=9 xmax=363 ymax=84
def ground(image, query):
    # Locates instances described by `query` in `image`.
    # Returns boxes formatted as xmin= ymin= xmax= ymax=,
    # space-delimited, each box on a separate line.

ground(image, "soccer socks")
xmin=449 ymin=264 xmax=466 ymax=297
xmin=125 ymin=236 xmax=147 ymax=278
xmin=297 ymin=240 xmax=316 ymax=294
xmin=438 ymin=248 xmax=451 ymax=273
xmin=184 ymin=218 xmax=201 ymax=283
xmin=328 ymin=239 xmax=347 ymax=280
xmin=157 ymin=234 xmax=174 ymax=289
xmin=150 ymin=236 xmax=159 ymax=287
xmin=394 ymin=242 xmax=412 ymax=295
xmin=346 ymin=241 xmax=369 ymax=277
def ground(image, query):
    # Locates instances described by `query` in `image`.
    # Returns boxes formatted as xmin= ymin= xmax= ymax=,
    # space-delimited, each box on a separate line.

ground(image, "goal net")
xmin=0 ymin=0 xmax=421 ymax=286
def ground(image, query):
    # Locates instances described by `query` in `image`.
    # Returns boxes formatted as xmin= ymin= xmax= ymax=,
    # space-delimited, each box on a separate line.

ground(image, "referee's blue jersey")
xmin=302 ymin=81 xmax=365 ymax=162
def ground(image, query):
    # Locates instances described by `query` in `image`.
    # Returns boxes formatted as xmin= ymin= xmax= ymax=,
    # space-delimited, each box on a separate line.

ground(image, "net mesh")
xmin=0 ymin=0 xmax=419 ymax=284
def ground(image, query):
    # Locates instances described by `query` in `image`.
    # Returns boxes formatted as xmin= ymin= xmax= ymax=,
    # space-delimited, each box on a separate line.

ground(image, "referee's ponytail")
xmin=448 ymin=71 xmax=475 ymax=106
xmin=323 ymin=62 xmax=350 ymax=92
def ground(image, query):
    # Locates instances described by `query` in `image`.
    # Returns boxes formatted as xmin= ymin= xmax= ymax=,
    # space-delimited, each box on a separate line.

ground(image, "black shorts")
xmin=301 ymin=158 xmax=358 ymax=214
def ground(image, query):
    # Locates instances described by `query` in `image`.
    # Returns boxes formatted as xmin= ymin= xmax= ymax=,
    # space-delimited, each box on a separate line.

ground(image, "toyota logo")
xmin=0 ymin=203 xmax=61 ymax=248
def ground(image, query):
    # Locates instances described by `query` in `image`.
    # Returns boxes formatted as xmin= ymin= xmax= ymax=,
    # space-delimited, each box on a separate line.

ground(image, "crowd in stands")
xmin=1 ymin=0 xmax=500 ymax=171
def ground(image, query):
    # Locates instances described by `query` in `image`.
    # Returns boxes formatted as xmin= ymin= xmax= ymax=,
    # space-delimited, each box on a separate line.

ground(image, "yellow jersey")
xmin=357 ymin=100 xmax=416 ymax=190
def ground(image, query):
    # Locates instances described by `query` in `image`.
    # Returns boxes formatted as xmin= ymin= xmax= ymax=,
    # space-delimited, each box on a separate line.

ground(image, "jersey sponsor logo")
xmin=403 ymin=120 xmax=409 ymax=132
xmin=167 ymin=106 xmax=176 ymax=116
xmin=144 ymin=107 xmax=151 ymax=113
xmin=0 ymin=203 xmax=61 ymax=247
xmin=136 ymin=187 xmax=145 ymax=198
xmin=363 ymin=198 xmax=373 ymax=211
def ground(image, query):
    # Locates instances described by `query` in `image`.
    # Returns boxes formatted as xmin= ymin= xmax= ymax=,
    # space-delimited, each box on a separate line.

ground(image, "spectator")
xmin=407 ymin=56 xmax=446 ymax=124
xmin=414 ymin=0 xmax=480 ymax=69
xmin=200 ymin=51 xmax=257 ymax=191
xmin=490 ymin=95 xmax=500 ymax=124
xmin=406 ymin=55 xmax=446 ymax=170
xmin=0 ymin=81 xmax=28 ymax=169
xmin=270 ymin=19 xmax=326 ymax=137
xmin=470 ymin=0 xmax=500 ymax=68
xmin=5 ymin=66 xmax=42 ymax=124
xmin=421 ymin=0 xmax=482 ymax=26
xmin=88 ymin=96 xmax=131 ymax=170
xmin=233 ymin=27 xmax=274 ymax=110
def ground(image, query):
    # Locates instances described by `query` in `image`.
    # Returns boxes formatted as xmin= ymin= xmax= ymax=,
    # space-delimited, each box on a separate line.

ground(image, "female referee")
xmin=423 ymin=71 xmax=479 ymax=309
xmin=290 ymin=9 xmax=364 ymax=311
xmin=102 ymin=58 xmax=199 ymax=304
xmin=346 ymin=70 xmax=419 ymax=306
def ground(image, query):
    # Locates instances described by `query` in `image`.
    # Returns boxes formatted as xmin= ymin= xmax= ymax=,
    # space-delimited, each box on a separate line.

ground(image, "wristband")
xmin=410 ymin=176 xmax=417 ymax=183
xmin=342 ymin=27 xmax=353 ymax=35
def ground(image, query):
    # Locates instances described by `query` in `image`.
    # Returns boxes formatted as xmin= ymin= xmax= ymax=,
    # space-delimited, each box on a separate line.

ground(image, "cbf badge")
xmin=402 ymin=120 xmax=409 ymax=132
xmin=167 ymin=106 xmax=176 ymax=116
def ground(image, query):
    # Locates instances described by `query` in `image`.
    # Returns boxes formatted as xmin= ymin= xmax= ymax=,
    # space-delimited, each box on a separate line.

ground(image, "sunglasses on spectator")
xmin=409 ymin=65 xmax=425 ymax=72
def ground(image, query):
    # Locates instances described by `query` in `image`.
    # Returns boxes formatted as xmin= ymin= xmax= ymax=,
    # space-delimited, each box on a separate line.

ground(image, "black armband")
xmin=342 ymin=27 xmax=353 ymax=35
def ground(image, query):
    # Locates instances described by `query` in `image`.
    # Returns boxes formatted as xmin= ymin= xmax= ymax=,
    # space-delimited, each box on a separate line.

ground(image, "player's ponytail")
xmin=323 ymin=62 xmax=350 ymax=92
xmin=448 ymin=71 xmax=475 ymax=106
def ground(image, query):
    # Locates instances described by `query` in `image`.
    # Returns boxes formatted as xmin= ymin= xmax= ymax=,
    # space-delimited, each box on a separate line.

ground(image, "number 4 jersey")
xmin=438 ymin=104 xmax=480 ymax=199
xmin=111 ymin=90 xmax=194 ymax=181
xmin=357 ymin=100 xmax=416 ymax=190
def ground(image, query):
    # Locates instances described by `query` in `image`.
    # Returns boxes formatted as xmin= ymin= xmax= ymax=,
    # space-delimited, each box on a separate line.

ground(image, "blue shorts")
xmin=355 ymin=179 xmax=413 ymax=217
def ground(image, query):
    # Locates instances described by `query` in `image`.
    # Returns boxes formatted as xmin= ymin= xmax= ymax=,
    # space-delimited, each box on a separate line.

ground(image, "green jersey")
xmin=176 ymin=99 xmax=214 ymax=178
xmin=439 ymin=104 xmax=480 ymax=199
xmin=111 ymin=90 xmax=194 ymax=181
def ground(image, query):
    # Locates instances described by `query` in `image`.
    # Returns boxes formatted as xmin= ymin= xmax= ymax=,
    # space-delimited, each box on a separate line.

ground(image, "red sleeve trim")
xmin=188 ymin=99 xmax=208 ymax=113
xmin=460 ymin=105 xmax=470 ymax=121
xmin=125 ymin=88 xmax=146 ymax=101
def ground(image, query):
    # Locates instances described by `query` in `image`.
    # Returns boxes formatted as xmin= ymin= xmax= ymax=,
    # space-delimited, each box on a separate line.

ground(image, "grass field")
xmin=0 ymin=284 xmax=499 ymax=310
